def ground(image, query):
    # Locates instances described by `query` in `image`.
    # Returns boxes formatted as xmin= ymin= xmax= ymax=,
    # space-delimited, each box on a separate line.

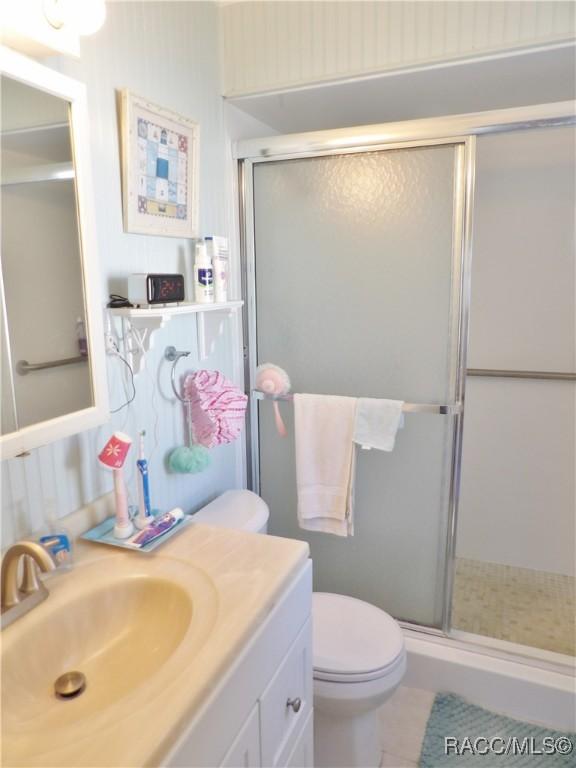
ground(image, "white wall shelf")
xmin=110 ymin=301 xmax=243 ymax=320
xmin=109 ymin=301 xmax=243 ymax=373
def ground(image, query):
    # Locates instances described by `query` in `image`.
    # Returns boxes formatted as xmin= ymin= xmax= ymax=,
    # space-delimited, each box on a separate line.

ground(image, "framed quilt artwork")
xmin=120 ymin=90 xmax=199 ymax=237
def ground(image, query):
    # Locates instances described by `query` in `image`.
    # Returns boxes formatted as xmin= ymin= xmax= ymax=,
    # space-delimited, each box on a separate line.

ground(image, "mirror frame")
xmin=0 ymin=46 xmax=109 ymax=459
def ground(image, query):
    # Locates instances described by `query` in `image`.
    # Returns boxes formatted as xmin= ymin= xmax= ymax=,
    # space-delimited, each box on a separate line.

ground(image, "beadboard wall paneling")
xmin=221 ymin=1 xmax=576 ymax=96
xmin=1 ymin=1 xmax=245 ymax=546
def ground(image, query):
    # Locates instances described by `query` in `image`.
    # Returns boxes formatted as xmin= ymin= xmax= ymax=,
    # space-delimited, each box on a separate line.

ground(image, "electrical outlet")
xmin=105 ymin=333 xmax=118 ymax=354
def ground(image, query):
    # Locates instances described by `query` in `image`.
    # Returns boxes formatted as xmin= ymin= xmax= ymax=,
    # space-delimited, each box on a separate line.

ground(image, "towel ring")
xmin=165 ymin=346 xmax=190 ymax=403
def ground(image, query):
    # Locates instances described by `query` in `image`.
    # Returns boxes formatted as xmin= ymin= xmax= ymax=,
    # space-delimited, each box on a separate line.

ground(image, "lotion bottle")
xmin=76 ymin=317 xmax=88 ymax=357
xmin=206 ymin=236 xmax=229 ymax=303
xmin=194 ymin=240 xmax=214 ymax=304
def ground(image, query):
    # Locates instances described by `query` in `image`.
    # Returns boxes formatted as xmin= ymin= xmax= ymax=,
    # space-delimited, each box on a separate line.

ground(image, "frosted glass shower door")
xmin=248 ymin=143 xmax=466 ymax=628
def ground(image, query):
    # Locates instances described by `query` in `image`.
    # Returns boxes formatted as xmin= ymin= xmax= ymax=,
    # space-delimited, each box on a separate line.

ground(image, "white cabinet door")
xmin=284 ymin=711 xmax=313 ymax=768
xmin=260 ymin=618 xmax=313 ymax=767
xmin=220 ymin=704 xmax=261 ymax=768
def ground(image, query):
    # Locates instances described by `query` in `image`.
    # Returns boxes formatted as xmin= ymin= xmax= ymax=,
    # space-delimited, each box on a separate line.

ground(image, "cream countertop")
xmin=1 ymin=510 xmax=309 ymax=768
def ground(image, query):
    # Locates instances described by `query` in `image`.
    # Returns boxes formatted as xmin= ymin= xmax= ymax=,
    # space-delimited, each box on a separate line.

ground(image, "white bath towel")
xmin=353 ymin=398 xmax=404 ymax=451
xmin=294 ymin=394 xmax=358 ymax=537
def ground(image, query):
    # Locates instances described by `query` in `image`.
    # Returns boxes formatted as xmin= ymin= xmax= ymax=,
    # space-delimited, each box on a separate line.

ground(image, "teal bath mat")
xmin=419 ymin=693 xmax=575 ymax=767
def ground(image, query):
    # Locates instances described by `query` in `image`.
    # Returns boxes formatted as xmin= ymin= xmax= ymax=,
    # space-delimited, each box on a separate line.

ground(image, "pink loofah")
xmin=255 ymin=363 xmax=291 ymax=437
xmin=183 ymin=370 xmax=248 ymax=449
xmin=255 ymin=364 xmax=290 ymax=396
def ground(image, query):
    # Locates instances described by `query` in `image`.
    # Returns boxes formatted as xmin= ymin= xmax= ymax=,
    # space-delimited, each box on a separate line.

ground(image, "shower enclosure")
xmin=237 ymin=102 xmax=575 ymax=658
xmin=453 ymin=124 xmax=575 ymax=657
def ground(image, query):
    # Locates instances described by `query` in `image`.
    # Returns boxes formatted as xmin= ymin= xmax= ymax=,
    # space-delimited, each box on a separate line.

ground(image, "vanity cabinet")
xmin=164 ymin=560 xmax=313 ymax=768
xmin=283 ymin=711 xmax=314 ymax=768
xmin=260 ymin=618 xmax=313 ymax=766
xmin=220 ymin=705 xmax=260 ymax=768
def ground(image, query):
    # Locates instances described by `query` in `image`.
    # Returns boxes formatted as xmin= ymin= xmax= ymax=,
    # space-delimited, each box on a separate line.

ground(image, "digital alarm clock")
xmin=127 ymin=273 xmax=185 ymax=306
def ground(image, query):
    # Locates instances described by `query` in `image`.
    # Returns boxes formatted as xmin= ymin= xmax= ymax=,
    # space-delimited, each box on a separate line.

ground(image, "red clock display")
xmin=148 ymin=274 xmax=185 ymax=303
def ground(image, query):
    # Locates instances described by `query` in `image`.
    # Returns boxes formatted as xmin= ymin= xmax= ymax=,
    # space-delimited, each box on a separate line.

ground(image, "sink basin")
xmin=2 ymin=553 xmax=218 ymax=765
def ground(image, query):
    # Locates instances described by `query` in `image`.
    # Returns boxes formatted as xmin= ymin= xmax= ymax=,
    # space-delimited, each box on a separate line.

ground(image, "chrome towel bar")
xmin=17 ymin=355 xmax=87 ymax=375
xmin=252 ymin=391 xmax=461 ymax=415
xmin=467 ymin=368 xmax=575 ymax=382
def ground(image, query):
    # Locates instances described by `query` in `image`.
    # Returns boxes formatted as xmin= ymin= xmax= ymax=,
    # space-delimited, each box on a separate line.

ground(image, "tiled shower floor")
xmin=451 ymin=557 xmax=575 ymax=656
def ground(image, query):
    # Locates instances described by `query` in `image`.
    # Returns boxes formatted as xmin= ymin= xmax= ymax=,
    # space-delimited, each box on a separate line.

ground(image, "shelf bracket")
xmin=196 ymin=311 xmax=228 ymax=359
xmin=109 ymin=302 xmax=243 ymax=374
xmin=120 ymin=315 xmax=168 ymax=374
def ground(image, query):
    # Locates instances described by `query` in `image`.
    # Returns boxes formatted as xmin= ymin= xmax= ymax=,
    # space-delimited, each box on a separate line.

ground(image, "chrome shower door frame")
xmin=236 ymin=101 xmax=576 ymax=639
xmin=239 ymin=136 xmax=473 ymax=635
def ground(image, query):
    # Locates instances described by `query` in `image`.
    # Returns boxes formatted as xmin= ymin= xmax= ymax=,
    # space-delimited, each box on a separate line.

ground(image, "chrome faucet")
xmin=1 ymin=541 xmax=57 ymax=629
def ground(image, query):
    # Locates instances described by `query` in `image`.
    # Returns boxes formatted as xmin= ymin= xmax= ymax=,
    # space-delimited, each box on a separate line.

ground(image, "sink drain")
xmin=54 ymin=671 xmax=86 ymax=699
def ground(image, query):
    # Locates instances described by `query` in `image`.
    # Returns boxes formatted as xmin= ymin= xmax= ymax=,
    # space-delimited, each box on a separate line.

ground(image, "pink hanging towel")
xmin=183 ymin=370 xmax=248 ymax=448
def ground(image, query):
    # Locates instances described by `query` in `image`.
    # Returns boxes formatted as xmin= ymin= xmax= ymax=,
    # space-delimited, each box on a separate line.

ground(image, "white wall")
xmin=1 ymin=2 xmax=245 ymax=545
xmin=457 ymin=126 xmax=575 ymax=577
xmin=221 ymin=0 xmax=576 ymax=96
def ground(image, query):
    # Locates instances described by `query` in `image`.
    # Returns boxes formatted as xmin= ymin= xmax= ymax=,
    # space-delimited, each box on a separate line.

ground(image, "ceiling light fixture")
xmin=44 ymin=0 xmax=106 ymax=36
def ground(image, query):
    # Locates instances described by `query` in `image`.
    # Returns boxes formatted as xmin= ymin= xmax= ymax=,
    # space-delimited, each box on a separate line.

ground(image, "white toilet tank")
xmin=192 ymin=490 xmax=270 ymax=534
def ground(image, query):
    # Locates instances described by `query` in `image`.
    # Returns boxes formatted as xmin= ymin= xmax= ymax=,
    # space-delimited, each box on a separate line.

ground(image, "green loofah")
xmin=168 ymin=445 xmax=211 ymax=474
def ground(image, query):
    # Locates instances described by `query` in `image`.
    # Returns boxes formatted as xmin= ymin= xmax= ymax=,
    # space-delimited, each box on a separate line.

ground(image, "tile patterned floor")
xmin=379 ymin=687 xmax=435 ymax=767
xmin=451 ymin=557 xmax=575 ymax=656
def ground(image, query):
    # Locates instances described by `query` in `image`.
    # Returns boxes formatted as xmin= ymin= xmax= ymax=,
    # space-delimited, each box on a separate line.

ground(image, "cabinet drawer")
xmin=220 ymin=704 xmax=260 ymax=768
xmin=260 ymin=618 xmax=313 ymax=767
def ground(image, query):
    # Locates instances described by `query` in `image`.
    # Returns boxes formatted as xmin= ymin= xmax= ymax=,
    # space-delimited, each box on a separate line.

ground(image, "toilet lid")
xmin=313 ymin=593 xmax=405 ymax=680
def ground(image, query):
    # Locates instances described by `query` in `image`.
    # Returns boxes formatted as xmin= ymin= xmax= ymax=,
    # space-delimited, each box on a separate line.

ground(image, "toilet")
xmin=192 ymin=489 xmax=270 ymax=534
xmin=194 ymin=491 xmax=406 ymax=767
xmin=312 ymin=592 xmax=406 ymax=767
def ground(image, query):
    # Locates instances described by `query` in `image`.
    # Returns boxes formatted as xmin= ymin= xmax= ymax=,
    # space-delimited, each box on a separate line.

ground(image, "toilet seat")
xmin=312 ymin=593 xmax=405 ymax=683
xmin=314 ymin=651 xmax=405 ymax=683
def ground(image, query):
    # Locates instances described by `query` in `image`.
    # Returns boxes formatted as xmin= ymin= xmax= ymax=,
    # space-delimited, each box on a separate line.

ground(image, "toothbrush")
xmin=135 ymin=431 xmax=154 ymax=530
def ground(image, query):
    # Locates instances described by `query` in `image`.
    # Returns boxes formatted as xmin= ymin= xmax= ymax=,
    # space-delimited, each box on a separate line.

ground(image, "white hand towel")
xmin=353 ymin=398 xmax=404 ymax=452
xmin=294 ymin=393 xmax=357 ymax=537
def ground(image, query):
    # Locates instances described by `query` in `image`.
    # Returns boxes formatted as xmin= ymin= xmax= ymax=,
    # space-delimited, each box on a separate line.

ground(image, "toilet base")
xmin=314 ymin=707 xmax=381 ymax=768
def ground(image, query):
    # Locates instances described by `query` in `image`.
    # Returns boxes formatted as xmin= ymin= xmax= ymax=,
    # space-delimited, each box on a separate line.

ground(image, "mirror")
xmin=1 ymin=76 xmax=92 ymax=431
xmin=0 ymin=47 xmax=108 ymax=458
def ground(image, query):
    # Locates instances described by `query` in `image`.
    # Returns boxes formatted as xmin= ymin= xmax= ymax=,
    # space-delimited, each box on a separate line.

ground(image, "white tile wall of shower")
xmin=457 ymin=126 xmax=575 ymax=578
xmin=221 ymin=0 xmax=576 ymax=96
xmin=1 ymin=2 xmax=245 ymax=547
